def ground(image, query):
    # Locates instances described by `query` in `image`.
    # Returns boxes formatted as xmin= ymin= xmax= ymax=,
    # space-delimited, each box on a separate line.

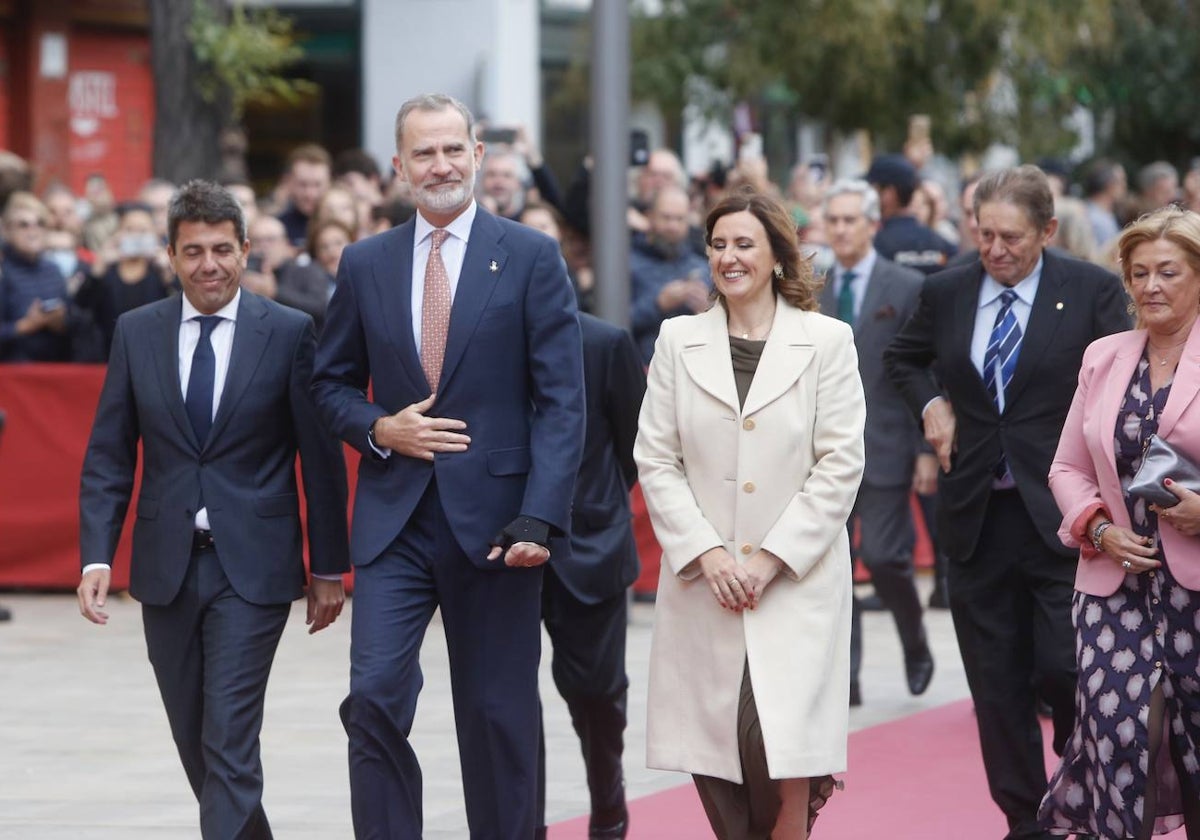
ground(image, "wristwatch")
xmin=1090 ymin=520 xmax=1113 ymax=552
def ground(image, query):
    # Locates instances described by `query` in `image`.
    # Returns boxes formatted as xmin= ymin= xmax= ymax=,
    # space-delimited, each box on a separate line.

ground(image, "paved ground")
xmin=0 ymin=576 xmax=969 ymax=838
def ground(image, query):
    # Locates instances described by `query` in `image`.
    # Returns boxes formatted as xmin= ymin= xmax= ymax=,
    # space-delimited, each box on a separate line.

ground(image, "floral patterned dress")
xmin=1040 ymin=356 xmax=1200 ymax=838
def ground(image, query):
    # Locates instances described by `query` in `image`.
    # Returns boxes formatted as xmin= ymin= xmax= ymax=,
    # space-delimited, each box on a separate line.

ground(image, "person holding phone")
xmin=75 ymin=201 xmax=174 ymax=361
xmin=0 ymin=191 xmax=72 ymax=362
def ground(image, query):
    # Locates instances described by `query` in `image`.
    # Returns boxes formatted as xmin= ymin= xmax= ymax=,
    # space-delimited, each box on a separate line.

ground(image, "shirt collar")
xmin=980 ymin=255 xmax=1044 ymax=309
xmin=839 ymin=248 xmax=877 ymax=284
xmin=181 ymin=288 xmax=241 ymax=323
xmin=415 ymin=200 xmax=478 ymax=247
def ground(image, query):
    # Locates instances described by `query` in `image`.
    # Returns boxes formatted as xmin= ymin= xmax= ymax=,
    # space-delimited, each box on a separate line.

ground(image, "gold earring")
xmin=773 ymin=263 xmax=784 ymax=279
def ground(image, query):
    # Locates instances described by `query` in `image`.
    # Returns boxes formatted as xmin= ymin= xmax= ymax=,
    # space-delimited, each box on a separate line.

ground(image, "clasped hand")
xmin=698 ymin=547 xmax=783 ymax=611
xmin=373 ymin=393 xmax=470 ymax=461
xmin=1150 ymin=478 xmax=1200 ymax=537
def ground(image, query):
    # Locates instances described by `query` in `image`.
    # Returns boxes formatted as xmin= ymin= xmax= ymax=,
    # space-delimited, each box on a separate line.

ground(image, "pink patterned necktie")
xmin=421 ymin=229 xmax=451 ymax=390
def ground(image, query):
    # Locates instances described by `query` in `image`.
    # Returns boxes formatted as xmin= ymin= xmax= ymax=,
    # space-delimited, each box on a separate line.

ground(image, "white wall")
xmin=362 ymin=0 xmax=541 ymax=172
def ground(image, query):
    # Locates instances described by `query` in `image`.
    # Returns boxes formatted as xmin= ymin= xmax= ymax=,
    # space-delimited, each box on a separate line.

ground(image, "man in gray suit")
xmin=77 ymin=181 xmax=350 ymax=839
xmin=819 ymin=179 xmax=935 ymax=706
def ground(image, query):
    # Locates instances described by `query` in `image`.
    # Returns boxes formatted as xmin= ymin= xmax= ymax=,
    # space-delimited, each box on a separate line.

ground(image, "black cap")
xmin=865 ymin=154 xmax=917 ymax=193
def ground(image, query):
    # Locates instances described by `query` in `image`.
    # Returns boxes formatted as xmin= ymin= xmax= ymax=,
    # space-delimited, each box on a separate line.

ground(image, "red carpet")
xmin=550 ymin=698 xmax=1187 ymax=838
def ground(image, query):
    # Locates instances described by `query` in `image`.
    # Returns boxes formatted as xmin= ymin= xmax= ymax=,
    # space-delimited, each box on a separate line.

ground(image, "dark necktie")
xmin=421 ymin=229 xmax=451 ymax=390
xmin=983 ymin=289 xmax=1022 ymax=412
xmin=185 ymin=316 xmax=221 ymax=445
xmin=837 ymin=270 xmax=857 ymax=325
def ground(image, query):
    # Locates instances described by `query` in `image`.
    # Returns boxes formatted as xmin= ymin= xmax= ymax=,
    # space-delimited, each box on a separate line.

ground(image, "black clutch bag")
xmin=1128 ymin=435 xmax=1200 ymax=508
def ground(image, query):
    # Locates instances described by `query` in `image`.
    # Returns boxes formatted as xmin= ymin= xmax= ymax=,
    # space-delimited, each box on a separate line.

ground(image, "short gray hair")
xmin=394 ymin=93 xmax=476 ymax=150
xmin=823 ymin=179 xmax=881 ymax=222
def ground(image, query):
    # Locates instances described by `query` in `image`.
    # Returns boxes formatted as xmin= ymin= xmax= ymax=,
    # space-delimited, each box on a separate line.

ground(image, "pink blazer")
xmin=1050 ymin=320 xmax=1200 ymax=596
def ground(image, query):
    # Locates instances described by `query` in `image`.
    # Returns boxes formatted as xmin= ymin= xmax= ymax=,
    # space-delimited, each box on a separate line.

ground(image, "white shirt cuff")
xmin=82 ymin=563 xmax=111 ymax=575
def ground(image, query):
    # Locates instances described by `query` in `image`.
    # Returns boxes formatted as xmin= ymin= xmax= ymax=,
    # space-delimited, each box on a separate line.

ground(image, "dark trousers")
xmin=341 ymin=481 xmax=544 ymax=840
xmin=849 ymin=483 xmax=928 ymax=683
xmin=142 ymin=545 xmax=290 ymax=840
xmin=535 ymin=568 xmax=629 ymax=834
xmin=949 ymin=489 xmax=1077 ymax=840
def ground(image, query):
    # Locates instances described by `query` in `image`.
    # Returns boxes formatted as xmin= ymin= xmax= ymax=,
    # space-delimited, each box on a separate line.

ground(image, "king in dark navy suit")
xmin=312 ymin=93 xmax=586 ymax=839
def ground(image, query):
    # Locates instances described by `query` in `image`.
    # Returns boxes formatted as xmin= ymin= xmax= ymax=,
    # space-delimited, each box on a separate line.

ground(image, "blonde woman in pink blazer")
xmin=1042 ymin=206 xmax=1200 ymax=839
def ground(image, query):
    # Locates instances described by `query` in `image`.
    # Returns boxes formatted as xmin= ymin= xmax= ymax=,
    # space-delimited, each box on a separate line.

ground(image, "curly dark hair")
xmin=704 ymin=187 xmax=818 ymax=311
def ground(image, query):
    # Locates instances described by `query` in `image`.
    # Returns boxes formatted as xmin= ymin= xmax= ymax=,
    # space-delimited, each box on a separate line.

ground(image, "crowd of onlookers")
xmin=3 ymin=129 xmax=1200 ymax=367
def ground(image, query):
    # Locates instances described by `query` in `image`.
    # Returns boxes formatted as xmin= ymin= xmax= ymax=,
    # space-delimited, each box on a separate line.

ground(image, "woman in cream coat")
xmin=635 ymin=188 xmax=865 ymax=839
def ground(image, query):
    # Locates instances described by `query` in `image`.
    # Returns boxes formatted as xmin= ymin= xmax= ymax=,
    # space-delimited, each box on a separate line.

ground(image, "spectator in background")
xmin=867 ymin=154 xmax=956 ymax=276
xmin=0 ymin=192 xmax=72 ymax=362
xmin=43 ymin=226 xmax=89 ymax=296
xmin=81 ymin=173 xmax=118 ymax=254
xmin=1137 ymin=161 xmax=1180 ymax=215
xmin=277 ymin=143 xmax=332 ymax=248
xmin=138 ymin=178 xmax=176 ymax=244
xmin=1041 ymin=158 xmax=1099 ymax=262
xmin=222 ymin=179 xmax=259 ymax=228
xmin=368 ymin=196 xmax=416 ymax=235
xmin=1081 ymin=158 xmax=1126 ymax=249
xmin=0 ymin=151 xmax=32 ymax=216
xmin=630 ymin=184 xmax=711 ymax=365
xmin=480 ymin=150 xmax=529 ymax=220
xmin=43 ymin=183 xmax=88 ymax=251
xmin=520 ymin=200 xmax=594 ymax=314
xmin=300 ymin=218 xmax=351 ymax=328
xmin=946 ymin=173 xmax=984 ymax=268
xmin=243 ymin=215 xmax=332 ymax=331
xmin=919 ymin=178 xmax=960 ymax=246
xmin=311 ymin=185 xmax=364 ymax=241
xmin=333 ymin=147 xmax=384 ymax=208
xmin=74 ymin=202 xmax=174 ymax=361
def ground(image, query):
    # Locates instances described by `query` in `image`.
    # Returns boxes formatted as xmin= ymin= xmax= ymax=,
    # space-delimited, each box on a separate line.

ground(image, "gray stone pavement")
xmin=0 ymin=576 xmax=969 ymax=838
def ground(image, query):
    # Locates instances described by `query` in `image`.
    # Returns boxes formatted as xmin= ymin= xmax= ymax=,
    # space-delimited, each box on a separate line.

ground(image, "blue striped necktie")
xmin=983 ymin=289 xmax=1021 ymax=413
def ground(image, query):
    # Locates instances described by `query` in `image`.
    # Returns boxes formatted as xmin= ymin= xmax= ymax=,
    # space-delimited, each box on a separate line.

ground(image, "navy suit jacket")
xmin=79 ymin=291 xmax=350 ymax=606
xmin=552 ymin=313 xmax=645 ymax=604
xmin=884 ymin=250 xmax=1130 ymax=562
xmin=312 ymin=207 xmax=585 ymax=568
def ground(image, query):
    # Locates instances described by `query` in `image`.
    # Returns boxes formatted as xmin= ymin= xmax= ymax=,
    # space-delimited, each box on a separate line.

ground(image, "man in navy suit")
xmin=77 ymin=180 xmax=350 ymax=839
xmin=312 ymin=93 xmax=586 ymax=839
xmin=535 ymin=313 xmax=645 ymax=839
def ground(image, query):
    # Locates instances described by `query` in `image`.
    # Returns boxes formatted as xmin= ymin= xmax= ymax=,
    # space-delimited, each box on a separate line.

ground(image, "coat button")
xmin=743 ymin=481 xmax=756 ymax=493
xmin=743 ymin=418 xmax=756 ymax=431
xmin=741 ymin=544 xmax=752 ymax=555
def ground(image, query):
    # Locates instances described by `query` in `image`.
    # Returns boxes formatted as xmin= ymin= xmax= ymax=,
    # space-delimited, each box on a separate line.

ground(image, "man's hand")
xmin=372 ymin=394 xmax=470 ymax=460
xmin=912 ymin=453 xmax=939 ymax=496
xmin=922 ymin=398 xmax=957 ymax=473
xmin=305 ymin=577 xmax=345 ymax=635
xmin=486 ymin=541 xmax=550 ymax=567
xmin=1152 ymin=479 xmax=1200 ymax=537
xmin=77 ymin=568 xmax=111 ymax=625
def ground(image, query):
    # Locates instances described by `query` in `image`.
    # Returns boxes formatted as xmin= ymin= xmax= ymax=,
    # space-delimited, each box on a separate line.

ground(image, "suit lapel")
xmin=206 ymin=292 xmax=271 ymax=447
xmin=152 ymin=296 xmax=199 ymax=448
xmin=374 ymin=223 xmax=427 ymax=393
xmin=854 ymin=263 xmax=889 ymax=340
xmin=952 ymin=265 xmax=995 ymax=408
xmin=680 ymin=306 xmax=740 ymax=416
xmin=818 ymin=271 xmax=836 ymax=317
xmin=1099 ymin=331 xmax=1145 ymax=477
xmin=1156 ymin=320 xmax=1200 ymax=439
xmin=1002 ymin=254 xmax=1066 ymax=408
xmin=742 ymin=303 xmax=815 ymax=417
xmin=439 ymin=211 xmax=506 ymax=391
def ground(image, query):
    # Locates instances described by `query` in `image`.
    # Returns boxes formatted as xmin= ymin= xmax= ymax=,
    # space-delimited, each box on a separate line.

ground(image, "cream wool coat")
xmin=634 ymin=299 xmax=865 ymax=783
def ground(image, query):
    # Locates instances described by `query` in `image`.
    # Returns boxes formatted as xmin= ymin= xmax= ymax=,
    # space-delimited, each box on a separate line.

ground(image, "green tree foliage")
xmin=189 ymin=0 xmax=315 ymax=120
xmin=1071 ymin=0 xmax=1200 ymax=167
xmin=631 ymin=0 xmax=1112 ymax=157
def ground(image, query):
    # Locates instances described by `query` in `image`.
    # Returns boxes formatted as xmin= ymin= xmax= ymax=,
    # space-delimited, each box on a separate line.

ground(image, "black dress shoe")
xmin=858 ymin=593 xmax=886 ymax=611
xmin=905 ymin=650 xmax=934 ymax=695
xmin=589 ymin=804 xmax=628 ymax=839
xmin=0 ymin=604 xmax=11 ymax=622
xmin=849 ymin=680 xmax=862 ymax=707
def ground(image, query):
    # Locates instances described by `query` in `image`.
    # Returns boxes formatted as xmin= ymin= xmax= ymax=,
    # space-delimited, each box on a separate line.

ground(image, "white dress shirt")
xmin=410 ymin=201 xmax=477 ymax=354
xmin=969 ymin=258 xmax=1042 ymax=382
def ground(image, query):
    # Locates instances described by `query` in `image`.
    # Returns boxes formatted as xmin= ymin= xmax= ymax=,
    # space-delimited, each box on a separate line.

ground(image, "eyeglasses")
xmin=9 ymin=218 xmax=46 ymax=230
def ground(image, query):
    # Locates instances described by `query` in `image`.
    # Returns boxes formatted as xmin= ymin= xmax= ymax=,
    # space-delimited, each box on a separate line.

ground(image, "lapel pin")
xmin=1056 ymin=301 xmax=1064 ymax=310
xmin=489 ymin=260 xmax=499 ymax=273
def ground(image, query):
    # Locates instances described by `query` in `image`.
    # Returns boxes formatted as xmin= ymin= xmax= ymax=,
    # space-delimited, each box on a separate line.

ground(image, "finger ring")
xmin=728 ymin=578 xmax=739 ymax=587
xmin=1122 ymin=560 xmax=1132 ymax=570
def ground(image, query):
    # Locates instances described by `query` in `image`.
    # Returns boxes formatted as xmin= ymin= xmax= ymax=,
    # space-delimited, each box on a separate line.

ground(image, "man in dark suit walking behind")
xmin=885 ymin=165 xmax=1129 ymax=840
xmin=535 ymin=312 xmax=645 ymax=839
xmin=818 ymin=179 xmax=936 ymax=707
xmin=312 ymin=93 xmax=585 ymax=839
xmin=77 ymin=180 xmax=350 ymax=839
